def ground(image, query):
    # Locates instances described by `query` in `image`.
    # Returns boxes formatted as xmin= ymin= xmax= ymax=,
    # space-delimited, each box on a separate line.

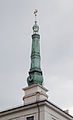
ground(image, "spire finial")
xmin=33 ymin=9 xmax=39 ymax=34
xmin=34 ymin=9 xmax=38 ymax=23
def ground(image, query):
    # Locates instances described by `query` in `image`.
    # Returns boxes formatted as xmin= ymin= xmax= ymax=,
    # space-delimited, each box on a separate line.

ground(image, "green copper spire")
xmin=27 ymin=10 xmax=43 ymax=86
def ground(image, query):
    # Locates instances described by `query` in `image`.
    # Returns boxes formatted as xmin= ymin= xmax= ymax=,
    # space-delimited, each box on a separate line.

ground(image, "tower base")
xmin=23 ymin=84 xmax=48 ymax=105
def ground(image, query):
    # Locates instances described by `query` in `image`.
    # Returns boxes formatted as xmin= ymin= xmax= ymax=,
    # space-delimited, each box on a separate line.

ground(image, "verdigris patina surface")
xmin=27 ymin=10 xmax=43 ymax=86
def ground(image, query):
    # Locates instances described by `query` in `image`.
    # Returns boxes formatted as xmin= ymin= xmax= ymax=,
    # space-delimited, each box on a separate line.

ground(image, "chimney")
xmin=64 ymin=110 xmax=69 ymax=114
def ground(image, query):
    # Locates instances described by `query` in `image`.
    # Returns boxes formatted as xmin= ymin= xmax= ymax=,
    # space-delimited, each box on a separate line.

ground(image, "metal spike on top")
xmin=34 ymin=9 xmax=38 ymax=23
xmin=33 ymin=9 xmax=39 ymax=34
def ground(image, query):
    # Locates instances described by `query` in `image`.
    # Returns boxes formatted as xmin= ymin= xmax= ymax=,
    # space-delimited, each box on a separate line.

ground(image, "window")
xmin=27 ymin=116 xmax=34 ymax=120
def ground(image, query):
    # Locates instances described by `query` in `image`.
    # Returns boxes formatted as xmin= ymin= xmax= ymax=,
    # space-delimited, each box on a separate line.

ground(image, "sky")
xmin=0 ymin=0 xmax=73 ymax=116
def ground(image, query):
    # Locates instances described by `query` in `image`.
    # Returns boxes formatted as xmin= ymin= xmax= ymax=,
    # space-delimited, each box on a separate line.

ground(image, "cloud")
xmin=0 ymin=0 xmax=73 ymax=113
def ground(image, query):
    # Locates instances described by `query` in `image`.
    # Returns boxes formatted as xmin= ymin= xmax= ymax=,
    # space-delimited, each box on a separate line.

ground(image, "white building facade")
xmin=0 ymin=84 xmax=73 ymax=120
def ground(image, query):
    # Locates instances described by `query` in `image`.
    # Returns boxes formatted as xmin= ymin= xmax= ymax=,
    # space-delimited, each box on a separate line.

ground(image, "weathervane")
xmin=32 ymin=9 xmax=39 ymax=34
xmin=34 ymin=9 xmax=38 ymax=23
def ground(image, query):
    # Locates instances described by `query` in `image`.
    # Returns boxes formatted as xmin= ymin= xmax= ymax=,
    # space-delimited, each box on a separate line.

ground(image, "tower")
xmin=23 ymin=10 xmax=48 ymax=105
xmin=27 ymin=10 xmax=43 ymax=86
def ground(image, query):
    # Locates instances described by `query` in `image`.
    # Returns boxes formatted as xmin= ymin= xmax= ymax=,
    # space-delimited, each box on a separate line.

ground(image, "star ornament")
xmin=34 ymin=9 xmax=38 ymax=14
